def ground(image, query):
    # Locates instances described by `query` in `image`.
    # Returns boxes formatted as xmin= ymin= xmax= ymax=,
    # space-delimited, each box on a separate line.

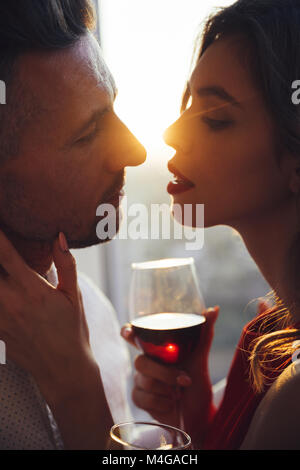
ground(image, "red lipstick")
xmin=167 ymin=162 xmax=195 ymax=195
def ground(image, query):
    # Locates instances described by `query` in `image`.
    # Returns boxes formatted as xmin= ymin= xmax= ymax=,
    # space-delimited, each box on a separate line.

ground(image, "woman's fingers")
xmin=134 ymin=372 xmax=174 ymax=397
xmin=201 ymin=306 xmax=220 ymax=350
xmin=181 ymin=306 xmax=219 ymax=379
xmin=120 ymin=323 xmax=138 ymax=348
xmin=134 ymin=354 xmax=191 ymax=387
xmin=132 ymin=386 xmax=175 ymax=415
xmin=52 ymin=232 xmax=78 ymax=302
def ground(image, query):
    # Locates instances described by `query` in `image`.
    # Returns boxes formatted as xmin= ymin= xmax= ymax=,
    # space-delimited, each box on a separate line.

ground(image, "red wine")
xmin=131 ymin=313 xmax=205 ymax=365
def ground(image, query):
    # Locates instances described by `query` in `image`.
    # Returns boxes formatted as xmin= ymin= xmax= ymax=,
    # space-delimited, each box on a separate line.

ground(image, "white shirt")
xmin=0 ymin=266 xmax=132 ymax=449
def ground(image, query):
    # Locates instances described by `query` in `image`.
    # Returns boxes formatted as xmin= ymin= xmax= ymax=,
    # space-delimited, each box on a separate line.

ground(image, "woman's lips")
xmin=167 ymin=181 xmax=195 ymax=195
xmin=167 ymin=162 xmax=195 ymax=195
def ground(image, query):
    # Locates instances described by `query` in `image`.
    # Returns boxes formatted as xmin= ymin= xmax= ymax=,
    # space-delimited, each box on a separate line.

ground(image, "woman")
xmin=122 ymin=0 xmax=300 ymax=449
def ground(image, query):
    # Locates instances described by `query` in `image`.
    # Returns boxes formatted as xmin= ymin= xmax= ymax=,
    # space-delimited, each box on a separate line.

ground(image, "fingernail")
xmin=176 ymin=374 xmax=192 ymax=387
xmin=207 ymin=306 xmax=219 ymax=313
xmin=59 ymin=232 xmax=69 ymax=253
xmin=121 ymin=327 xmax=132 ymax=339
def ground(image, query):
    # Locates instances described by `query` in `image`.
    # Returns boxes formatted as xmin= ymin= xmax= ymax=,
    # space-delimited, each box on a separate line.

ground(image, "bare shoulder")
xmin=241 ymin=362 xmax=300 ymax=449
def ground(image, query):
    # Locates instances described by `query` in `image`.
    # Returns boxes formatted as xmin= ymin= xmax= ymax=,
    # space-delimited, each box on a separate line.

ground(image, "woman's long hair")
xmin=181 ymin=0 xmax=300 ymax=393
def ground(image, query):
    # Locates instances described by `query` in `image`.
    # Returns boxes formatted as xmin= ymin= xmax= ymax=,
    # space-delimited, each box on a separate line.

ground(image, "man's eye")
xmin=202 ymin=117 xmax=233 ymax=130
xmin=77 ymin=131 xmax=96 ymax=144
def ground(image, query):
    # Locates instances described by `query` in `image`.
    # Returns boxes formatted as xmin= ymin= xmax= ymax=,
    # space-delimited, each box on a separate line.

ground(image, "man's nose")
xmin=108 ymin=116 xmax=147 ymax=171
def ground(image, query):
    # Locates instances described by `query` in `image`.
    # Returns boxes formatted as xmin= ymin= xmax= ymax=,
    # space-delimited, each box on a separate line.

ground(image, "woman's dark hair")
xmin=182 ymin=0 xmax=300 ymax=159
xmin=0 ymin=0 xmax=95 ymax=162
xmin=182 ymin=0 xmax=300 ymax=392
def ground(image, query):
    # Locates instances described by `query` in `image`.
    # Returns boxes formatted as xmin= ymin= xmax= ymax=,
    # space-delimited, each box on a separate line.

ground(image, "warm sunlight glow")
xmin=99 ymin=0 xmax=235 ymax=168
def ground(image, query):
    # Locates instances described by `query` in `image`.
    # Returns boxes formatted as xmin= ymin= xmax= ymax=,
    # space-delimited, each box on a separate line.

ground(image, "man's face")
xmin=0 ymin=33 xmax=146 ymax=248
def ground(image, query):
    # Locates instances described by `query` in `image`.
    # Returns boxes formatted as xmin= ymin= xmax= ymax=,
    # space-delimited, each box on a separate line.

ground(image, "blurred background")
xmin=72 ymin=0 xmax=272 ymax=416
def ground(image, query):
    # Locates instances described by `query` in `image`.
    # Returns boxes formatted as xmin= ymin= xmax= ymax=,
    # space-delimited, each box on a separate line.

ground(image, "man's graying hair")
xmin=0 ymin=0 xmax=95 ymax=163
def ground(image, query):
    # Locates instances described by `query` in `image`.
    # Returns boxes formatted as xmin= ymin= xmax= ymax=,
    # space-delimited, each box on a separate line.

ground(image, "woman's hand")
xmin=121 ymin=307 xmax=219 ymax=444
xmin=0 ymin=230 xmax=115 ymax=449
xmin=0 ymin=230 xmax=93 ymax=405
xmin=122 ymin=299 xmax=270 ymax=447
xmin=132 ymin=353 xmax=193 ymax=428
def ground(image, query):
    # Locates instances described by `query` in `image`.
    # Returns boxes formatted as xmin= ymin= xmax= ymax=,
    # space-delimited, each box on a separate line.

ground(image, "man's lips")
xmin=167 ymin=162 xmax=195 ymax=195
xmin=102 ymin=172 xmax=126 ymax=203
xmin=105 ymin=186 xmax=124 ymax=202
xmin=104 ymin=186 xmax=125 ymax=204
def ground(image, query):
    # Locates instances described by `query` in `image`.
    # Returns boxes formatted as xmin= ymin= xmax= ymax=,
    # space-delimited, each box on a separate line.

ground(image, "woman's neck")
xmin=230 ymin=193 xmax=300 ymax=321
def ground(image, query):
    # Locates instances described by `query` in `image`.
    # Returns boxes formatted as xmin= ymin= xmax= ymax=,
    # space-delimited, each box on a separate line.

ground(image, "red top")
xmin=203 ymin=308 xmax=300 ymax=450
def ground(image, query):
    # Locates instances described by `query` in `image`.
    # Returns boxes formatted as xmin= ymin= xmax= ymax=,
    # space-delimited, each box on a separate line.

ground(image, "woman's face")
xmin=165 ymin=34 xmax=291 ymax=229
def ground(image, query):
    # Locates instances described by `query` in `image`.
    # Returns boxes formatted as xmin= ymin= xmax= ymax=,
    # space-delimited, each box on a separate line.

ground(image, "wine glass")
xmin=107 ymin=421 xmax=192 ymax=450
xmin=128 ymin=257 xmax=206 ymax=429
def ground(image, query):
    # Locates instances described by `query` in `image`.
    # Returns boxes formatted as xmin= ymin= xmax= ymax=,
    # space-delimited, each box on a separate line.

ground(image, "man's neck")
xmin=4 ymin=229 xmax=53 ymax=277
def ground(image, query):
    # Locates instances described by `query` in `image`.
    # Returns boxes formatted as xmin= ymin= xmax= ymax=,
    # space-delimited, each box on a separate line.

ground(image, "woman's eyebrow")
xmin=188 ymin=82 xmax=243 ymax=109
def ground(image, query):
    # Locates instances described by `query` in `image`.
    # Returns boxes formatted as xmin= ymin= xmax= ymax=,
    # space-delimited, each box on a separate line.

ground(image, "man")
xmin=0 ymin=0 xmax=146 ymax=449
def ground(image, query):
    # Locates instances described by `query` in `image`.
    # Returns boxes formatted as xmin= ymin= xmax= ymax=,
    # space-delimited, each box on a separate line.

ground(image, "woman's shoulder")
xmin=241 ymin=357 xmax=300 ymax=449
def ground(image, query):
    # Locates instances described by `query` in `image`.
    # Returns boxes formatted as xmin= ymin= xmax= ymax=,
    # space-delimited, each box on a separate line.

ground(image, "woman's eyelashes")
xmin=201 ymin=116 xmax=234 ymax=130
xmin=184 ymin=101 xmax=234 ymax=130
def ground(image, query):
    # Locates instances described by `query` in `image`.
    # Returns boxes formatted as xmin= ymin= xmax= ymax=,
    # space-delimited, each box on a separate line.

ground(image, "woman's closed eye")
xmin=201 ymin=116 xmax=234 ymax=130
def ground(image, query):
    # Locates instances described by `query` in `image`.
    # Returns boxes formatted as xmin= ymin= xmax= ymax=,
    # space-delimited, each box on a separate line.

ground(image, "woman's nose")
xmin=163 ymin=115 xmax=192 ymax=154
xmin=163 ymin=122 xmax=177 ymax=149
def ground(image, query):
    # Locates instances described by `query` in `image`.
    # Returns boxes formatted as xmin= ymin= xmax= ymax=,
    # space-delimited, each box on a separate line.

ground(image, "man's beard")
xmin=66 ymin=170 xmax=125 ymax=249
xmin=67 ymin=207 xmax=123 ymax=249
xmin=0 ymin=169 xmax=125 ymax=249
